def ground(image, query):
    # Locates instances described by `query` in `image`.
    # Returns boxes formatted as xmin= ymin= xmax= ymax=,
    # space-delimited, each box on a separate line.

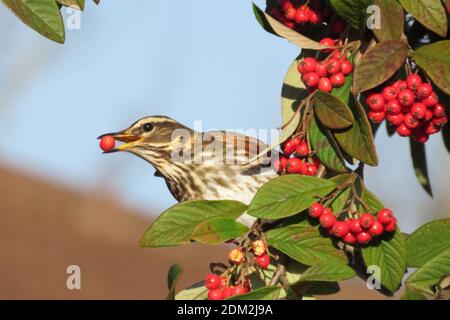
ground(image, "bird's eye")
xmin=142 ymin=123 xmax=154 ymax=132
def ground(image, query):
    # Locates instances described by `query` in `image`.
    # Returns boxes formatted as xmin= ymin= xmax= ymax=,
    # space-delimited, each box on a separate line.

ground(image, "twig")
xmin=269 ymin=263 xmax=286 ymax=286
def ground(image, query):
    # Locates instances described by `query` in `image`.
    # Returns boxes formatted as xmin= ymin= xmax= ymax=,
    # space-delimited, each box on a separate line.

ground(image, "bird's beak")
xmin=97 ymin=131 xmax=143 ymax=153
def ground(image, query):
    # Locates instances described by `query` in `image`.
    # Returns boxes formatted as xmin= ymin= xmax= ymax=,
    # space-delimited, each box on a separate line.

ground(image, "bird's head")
xmin=98 ymin=115 xmax=193 ymax=164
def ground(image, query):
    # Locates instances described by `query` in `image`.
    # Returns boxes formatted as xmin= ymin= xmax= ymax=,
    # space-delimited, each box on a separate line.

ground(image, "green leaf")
xmin=300 ymin=262 xmax=356 ymax=282
xmin=334 ymin=95 xmax=379 ymax=166
xmin=361 ymin=187 xmax=384 ymax=212
xmin=228 ymin=286 xmax=282 ymax=300
xmin=1 ymin=0 xmax=65 ymax=43
xmin=247 ymin=175 xmax=337 ymax=219
xmin=413 ymin=40 xmax=450 ymax=96
xmin=329 ymin=0 xmax=374 ymax=31
xmin=409 ymin=139 xmax=433 ymax=196
xmin=266 ymin=224 xmax=348 ymax=266
xmin=309 ymin=116 xmax=348 ymax=173
xmin=191 ymin=217 xmax=249 ymax=244
xmin=331 ymin=56 xmax=354 ymax=104
xmin=373 ymin=0 xmax=405 ymax=41
xmin=282 ymin=55 xmax=308 ymax=124
xmin=56 ymin=0 xmax=84 ymax=10
xmin=166 ymin=264 xmax=183 ymax=300
xmin=361 ymin=229 xmax=407 ymax=292
xmin=314 ymin=91 xmax=354 ymax=129
xmin=353 ymin=40 xmax=409 ymax=93
xmin=175 ymin=281 xmax=207 ymax=300
xmin=402 ymin=249 xmax=450 ymax=300
xmin=406 ymin=219 xmax=450 ymax=267
xmin=140 ymin=200 xmax=247 ymax=247
xmin=398 ymin=0 xmax=448 ymax=37
xmin=252 ymin=3 xmax=324 ymax=50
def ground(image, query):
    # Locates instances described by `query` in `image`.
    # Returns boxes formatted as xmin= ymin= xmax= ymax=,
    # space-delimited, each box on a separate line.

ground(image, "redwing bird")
xmin=99 ymin=116 xmax=279 ymax=207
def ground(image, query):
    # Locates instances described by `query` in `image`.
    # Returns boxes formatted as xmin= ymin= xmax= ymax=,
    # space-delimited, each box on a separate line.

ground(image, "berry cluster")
xmin=309 ymin=203 xmax=397 ymax=245
xmin=366 ymin=74 xmax=448 ymax=143
xmin=270 ymin=0 xmax=347 ymax=34
xmin=297 ymin=47 xmax=353 ymax=93
xmin=205 ymin=240 xmax=270 ymax=300
xmin=275 ymin=136 xmax=321 ymax=175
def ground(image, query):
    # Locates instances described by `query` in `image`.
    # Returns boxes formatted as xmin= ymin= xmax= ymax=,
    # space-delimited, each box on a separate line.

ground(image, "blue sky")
xmin=0 ymin=0 xmax=448 ymax=232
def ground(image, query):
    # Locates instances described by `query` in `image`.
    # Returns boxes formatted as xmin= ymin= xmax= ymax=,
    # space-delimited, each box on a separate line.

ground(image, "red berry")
xmin=393 ymin=80 xmax=407 ymax=91
xmin=281 ymin=0 xmax=294 ymax=11
xmin=332 ymin=221 xmax=350 ymax=238
xmin=319 ymin=38 xmax=335 ymax=53
xmin=230 ymin=285 xmax=247 ymax=296
xmin=309 ymin=202 xmax=324 ymax=218
xmin=284 ymin=7 xmax=297 ymax=20
xmin=348 ymin=219 xmax=363 ymax=234
xmin=286 ymin=157 xmax=303 ymax=174
xmin=404 ymin=113 xmax=420 ymax=129
xmin=384 ymin=218 xmax=397 ymax=233
xmin=222 ymin=287 xmax=232 ymax=299
xmin=411 ymin=103 xmax=427 ymax=120
xmin=368 ymin=111 xmax=385 ymax=123
xmin=302 ymin=72 xmax=320 ymax=88
xmin=99 ymin=135 xmax=116 ymax=152
xmin=282 ymin=137 xmax=300 ymax=155
xmin=434 ymin=103 xmax=446 ymax=117
xmin=256 ymin=254 xmax=270 ymax=269
xmin=208 ymin=289 xmax=224 ymax=300
xmin=331 ymin=19 xmax=346 ymax=34
xmin=299 ymin=57 xmax=317 ymax=73
xmin=382 ymin=86 xmax=398 ymax=101
xmin=326 ymin=58 xmax=341 ymax=75
xmin=343 ymin=233 xmax=356 ymax=244
xmin=398 ymin=89 xmax=415 ymax=107
xmin=368 ymin=221 xmax=384 ymax=237
xmin=282 ymin=18 xmax=295 ymax=28
xmin=425 ymin=122 xmax=440 ymax=135
xmin=205 ymin=274 xmax=221 ymax=290
xmin=319 ymin=212 xmax=336 ymax=229
xmin=331 ymin=50 xmax=344 ymax=60
xmin=330 ymin=72 xmax=346 ymax=87
xmin=385 ymin=99 xmax=402 ymax=114
xmin=274 ymin=156 xmax=288 ymax=173
xmin=340 ymin=60 xmax=353 ymax=75
xmin=295 ymin=141 xmax=309 ymax=157
xmin=396 ymin=123 xmax=412 ymax=136
xmin=318 ymin=77 xmax=332 ymax=92
xmin=308 ymin=10 xmax=322 ymax=24
xmin=386 ymin=113 xmax=404 ymax=127
xmin=422 ymin=92 xmax=439 ymax=107
xmin=366 ymin=93 xmax=385 ymax=111
xmin=219 ymin=276 xmax=228 ymax=289
xmin=413 ymin=130 xmax=429 ymax=143
xmin=406 ymin=74 xmax=422 ymax=91
xmin=315 ymin=61 xmax=328 ymax=77
xmin=359 ymin=213 xmax=375 ymax=229
xmin=424 ymin=110 xmax=434 ymax=122
xmin=417 ymin=83 xmax=433 ymax=99
xmin=305 ymin=162 xmax=318 ymax=176
xmin=294 ymin=9 xmax=310 ymax=23
xmin=356 ymin=232 xmax=372 ymax=244
xmin=377 ymin=208 xmax=394 ymax=225
xmin=432 ymin=116 xmax=448 ymax=127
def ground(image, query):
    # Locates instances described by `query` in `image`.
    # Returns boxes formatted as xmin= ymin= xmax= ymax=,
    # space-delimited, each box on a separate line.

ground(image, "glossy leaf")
xmin=266 ymin=224 xmax=348 ymax=266
xmin=228 ymin=286 xmax=282 ymax=300
xmin=282 ymin=55 xmax=308 ymax=124
xmin=247 ymin=175 xmax=337 ymax=219
xmin=330 ymin=0 xmax=374 ymax=31
xmin=191 ymin=217 xmax=249 ymax=244
xmin=57 ymin=0 xmax=84 ymax=10
xmin=399 ymin=0 xmax=448 ymax=37
xmin=409 ymin=139 xmax=433 ymax=196
xmin=140 ymin=200 xmax=247 ymax=247
xmin=166 ymin=264 xmax=183 ymax=300
xmin=362 ymin=229 xmax=407 ymax=293
xmin=2 ymin=0 xmax=65 ymax=43
xmin=175 ymin=281 xmax=207 ymax=300
xmin=373 ymin=0 xmax=405 ymax=41
xmin=252 ymin=3 xmax=324 ymax=50
xmin=309 ymin=116 xmax=348 ymax=173
xmin=300 ymin=262 xmax=356 ymax=282
xmin=402 ymin=249 xmax=450 ymax=300
xmin=334 ymin=95 xmax=379 ymax=166
xmin=353 ymin=40 xmax=409 ymax=93
xmin=406 ymin=219 xmax=450 ymax=267
xmin=314 ymin=91 xmax=354 ymax=129
xmin=413 ymin=40 xmax=450 ymax=95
